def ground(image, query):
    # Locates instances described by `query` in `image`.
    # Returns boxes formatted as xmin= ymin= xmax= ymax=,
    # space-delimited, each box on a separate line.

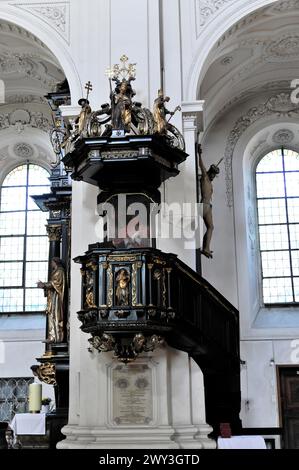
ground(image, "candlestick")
xmin=28 ymin=383 xmax=42 ymax=413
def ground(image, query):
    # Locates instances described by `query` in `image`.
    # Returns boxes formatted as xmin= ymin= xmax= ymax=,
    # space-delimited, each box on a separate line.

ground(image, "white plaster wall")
xmin=240 ymin=340 xmax=278 ymax=428
xmin=202 ymin=91 xmax=299 ymax=319
xmin=0 ymin=331 xmax=54 ymax=403
xmin=68 ymin=181 xmax=99 ymax=424
xmin=240 ymin=338 xmax=299 ymax=428
xmin=200 ymin=115 xmax=239 ymax=305
xmin=202 ymin=91 xmax=299 ymax=429
xmin=0 ymin=339 xmax=44 ymax=378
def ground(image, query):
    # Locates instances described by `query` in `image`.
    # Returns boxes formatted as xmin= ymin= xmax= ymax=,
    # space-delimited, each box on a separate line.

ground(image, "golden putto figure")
xmin=37 ymin=258 xmax=66 ymax=343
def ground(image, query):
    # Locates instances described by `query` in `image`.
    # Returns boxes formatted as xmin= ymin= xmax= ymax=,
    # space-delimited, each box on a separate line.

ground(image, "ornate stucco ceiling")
xmin=0 ymin=19 xmax=65 ymax=174
xmin=200 ymin=0 xmax=299 ymax=129
xmin=0 ymin=20 xmax=64 ymax=100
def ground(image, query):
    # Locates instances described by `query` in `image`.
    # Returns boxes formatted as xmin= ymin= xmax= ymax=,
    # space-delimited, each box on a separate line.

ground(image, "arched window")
xmin=0 ymin=164 xmax=50 ymax=313
xmin=256 ymin=148 xmax=299 ymax=305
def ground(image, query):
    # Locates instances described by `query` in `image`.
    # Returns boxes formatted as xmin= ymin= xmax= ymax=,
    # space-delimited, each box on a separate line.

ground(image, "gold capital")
xmin=46 ymin=225 xmax=62 ymax=242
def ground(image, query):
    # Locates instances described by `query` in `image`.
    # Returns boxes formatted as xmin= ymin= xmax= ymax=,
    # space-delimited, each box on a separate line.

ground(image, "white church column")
xmin=190 ymin=358 xmax=215 ymax=448
xmin=60 ymin=349 xmax=179 ymax=449
xmin=168 ymin=348 xmax=215 ymax=449
xmin=181 ymin=102 xmax=205 ymax=267
xmin=57 ymin=1 xmax=214 ymax=450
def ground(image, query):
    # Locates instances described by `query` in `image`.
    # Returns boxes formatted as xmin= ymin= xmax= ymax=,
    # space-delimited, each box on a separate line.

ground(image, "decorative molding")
xmin=268 ymin=0 xmax=299 ymax=14
xmin=228 ymin=32 xmax=299 ymax=84
xmin=217 ymin=1 xmax=299 ymax=48
xmin=216 ymin=8 xmax=267 ymax=47
xmin=273 ymin=129 xmax=295 ymax=145
xmin=182 ymin=113 xmax=199 ymax=132
xmin=223 ymin=81 xmax=290 ymax=115
xmin=224 ymin=93 xmax=299 ymax=207
xmin=0 ymin=109 xmax=51 ymax=133
xmin=7 ymin=94 xmax=47 ymax=105
xmin=249 ymin=133 xmax=269 ymax=161
xmin=101 ymin=150 xmax=140 ymax=160
xmin=221 ymin=56 xmax=233 ymax=66
xmin=182 ymin=113 xmax=198 ymax=121
xmin=247 ymin=205 xmax=256 ymax=255
xmin=0 ymin=51 xmax=55 ymax=88
xmin=13 ymin=2 xmax=70 ymax=43
xmin=211 ymin=80 xmax=291 ymax=128
xmin=196 ymin=0 xmax=234 ymax=31
xmin=264 ymin=34 xmax=299 ymax=62
xmin=35 ymin=362 xmax=57 ymax=386
xmin=0 ymin=20 xmax=44 ymax=46
xmin=181 ymin=100 xmax=204 ymax=132
xmin=46 ymin=224 xmax=62 ymax=242
xmin=13 ymin=142 xmax=35 ymax=158
xmin=181 ymin=100 xmax=205 ymax=113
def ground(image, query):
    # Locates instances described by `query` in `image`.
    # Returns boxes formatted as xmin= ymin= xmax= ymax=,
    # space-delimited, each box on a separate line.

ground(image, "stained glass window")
xmin=256 ymin=149 xmax=299 ymax=304
xmin=0 ymin=164 xmax=50 ymax=313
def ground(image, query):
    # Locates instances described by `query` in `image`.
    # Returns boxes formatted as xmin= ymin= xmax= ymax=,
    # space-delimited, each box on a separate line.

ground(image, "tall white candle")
xmin=28 ymin=383 xmax=42 ymax=413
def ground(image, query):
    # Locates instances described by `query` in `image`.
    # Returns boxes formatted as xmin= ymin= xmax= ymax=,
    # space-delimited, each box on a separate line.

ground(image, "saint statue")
xmin=111 ymin=80 xmax=133 ymax=132
xmin=153 ymin=89 xmax=174 ymax=134
xmin=75 ymin=98 xmax=92 ymax=136
xmin=115 ymin=269 xmax=130 ymax=306
xmin=37 ymin=258 xmax=66 ymax=343
xmin=197 ymin=144 xmax=221 ymax=259
xmin=85 ymin=271 xmax=97 ymax=308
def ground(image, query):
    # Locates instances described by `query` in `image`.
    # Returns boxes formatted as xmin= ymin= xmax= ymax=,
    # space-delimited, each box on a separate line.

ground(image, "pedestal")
xmin=32 ymin=343 xmax=69 ymax=448
xmin=58 ymin=347 xmax=214 ymax=449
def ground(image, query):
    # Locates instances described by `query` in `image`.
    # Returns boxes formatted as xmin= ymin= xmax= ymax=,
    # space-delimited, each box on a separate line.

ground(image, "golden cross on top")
xmin=85 ymin=81 xmax=93 ymax=100
xmin=105 ymin=55 xmax=136 ymax=81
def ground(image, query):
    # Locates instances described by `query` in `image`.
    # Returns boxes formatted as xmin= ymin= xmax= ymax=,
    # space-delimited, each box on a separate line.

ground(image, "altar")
xmin=8 ymin=414 xmax=48 ymax=449
xmin=217 ymin=436 xmax=266 ymax=449
xmin=10 ymin=413 xmax=46 ymax=436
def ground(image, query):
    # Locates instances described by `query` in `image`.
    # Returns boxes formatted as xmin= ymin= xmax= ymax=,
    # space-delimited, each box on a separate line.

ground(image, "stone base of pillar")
xmin=57 ymin=426 xmax=178 ymax=449
xmin=58 ymin=424 xmax=216 ymax=449
xmin=195 ymin=424 xmax=217 ymax=449
xmin=58 ymin=349 xmax=215 ymax=450
xmin=173 ymin=425 xmax=216 ymax=449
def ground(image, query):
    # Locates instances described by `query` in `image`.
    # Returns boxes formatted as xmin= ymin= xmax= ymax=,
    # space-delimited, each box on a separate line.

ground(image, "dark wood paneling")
xmin=279 ymin=367 xmax=299 ymax=449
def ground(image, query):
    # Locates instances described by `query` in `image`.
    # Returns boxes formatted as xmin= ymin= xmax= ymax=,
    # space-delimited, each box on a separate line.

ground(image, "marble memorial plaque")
xmin=112 ymin=364 xmax=153 ymax=425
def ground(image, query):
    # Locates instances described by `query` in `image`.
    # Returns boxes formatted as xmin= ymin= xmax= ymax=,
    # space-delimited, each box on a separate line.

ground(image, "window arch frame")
xmin=0 ymin=161 xmax=51 ymax=314
xmin=254 ymin=146 xmax=299 ymax=307
xmin=0 ymin=161 xmax=50 ymax=188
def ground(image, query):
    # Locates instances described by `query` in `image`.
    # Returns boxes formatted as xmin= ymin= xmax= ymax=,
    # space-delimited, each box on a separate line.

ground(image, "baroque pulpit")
xmin=52 ymin=56 xmax=241 ymax=449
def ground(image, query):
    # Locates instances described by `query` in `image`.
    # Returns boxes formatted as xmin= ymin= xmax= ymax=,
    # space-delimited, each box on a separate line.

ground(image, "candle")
xmin=28 ymin=383 xmax=42 ymax=413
